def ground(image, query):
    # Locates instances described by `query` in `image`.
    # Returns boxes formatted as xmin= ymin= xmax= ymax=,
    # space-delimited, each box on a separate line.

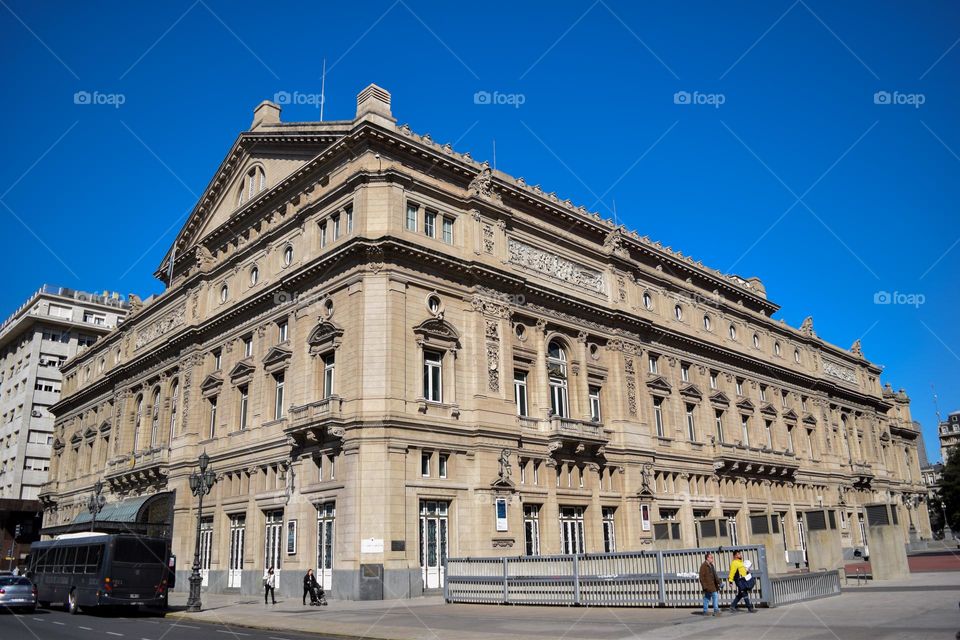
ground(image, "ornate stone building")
xmin=42 ymin=84 xmax=930 ymax=599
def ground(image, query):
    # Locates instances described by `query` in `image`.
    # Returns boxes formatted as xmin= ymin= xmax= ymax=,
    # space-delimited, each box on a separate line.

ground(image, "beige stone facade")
xmin=42 ymin=85 xmax=930 ymax=600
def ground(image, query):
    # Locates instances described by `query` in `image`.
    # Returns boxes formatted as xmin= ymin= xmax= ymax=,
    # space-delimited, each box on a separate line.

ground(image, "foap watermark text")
xmin=674 ymin=91 xmax=725 ymax=108
xmin=74 ymin=91 xmax=126 ymax=108
xmin=874 ymin=290 xmax=926 ymax=307
xmin=873 ymin=91 xmax=925 ymax=108
xmin=274 ymin=91 xmax=324 ymax=107
xmin=474 ymin=91 xmax=526 ymax=108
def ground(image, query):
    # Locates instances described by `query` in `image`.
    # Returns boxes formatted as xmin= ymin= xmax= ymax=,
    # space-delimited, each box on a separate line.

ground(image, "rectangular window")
xmin=424 ymin=211 xmax=437 ymax=238
xmin=715 ymin=410 xmax=725 ymax=443
xmin=244 ymin=336 xmax=253 ymax=358
xmin=681 ymin=363 xmax=690 ymax=382
xmin=274 ymin=374 xmax=285 ymax=419
xmin=421 ymin=451 xmax=431 ymax=478
xmin=345 ymin=205 xmax=353 ymax=234
xmin=277 ymin=320 xmax=288 ymax=343
xmin=442 ymin=217 xmax=454 ymax=244
xmin=406 ymin=203 xmax=418 ymax=231
xmin=438 ymin=453 xmax=448 ymax=479
xmin=213 ymin=349 xmax=222 ymax=371
xmin=709 ymin=372 xmax=718 ymax=389
xmin=533 ymin=461 xmax=539 ymax=485
xmin=514 ymin=371 xmax=528 ymax=416
xmin=423 ymin=350 xmax=443 ymax=402
xmin=736 ymin=378 xmax=744 ymax=396
xmin=760 ymin=386 xmax=767 ymax=402
xmin=332 ymin=214 xmax=341 ymax=240
xmin=686 ymin=403 xmax=696 ymax=441
xmin=320 ymin=221 xmax=328 ymax=247
xmin=602 ymin=507 xmax=617 ymax=553
xmin=801 ymin=396 xmax=808 ymax=411
xmin=523 ymin=505 xmax=540 ymax=556
xmin=589 ymin=386 xmax=602 ymax=422
xmin=640 ymin=504 xmax=652 ymax=532
xmin=781 ymin=390 xmax=788 ymax=408
xmin=208 ymin=396 xmax=218 ymax=439
xmin=765 ymin=420 xmax=773 ymax=448
xmin=238 ymin=385 xmax=249 ymax=430
xmin=741 ymin=414 xmax=750 ymax=446
xmin=323 ymin=353 xmax=335 ymax=398
xmin=495 ymin=497 xmax=508 ymax=532
xmin=648 ymin=354 xmax=659 ymax=374
xmin=787 ymin=426 xmax=796 ymax=452
xmin=653 ymin=397 xmax=665 ymax=437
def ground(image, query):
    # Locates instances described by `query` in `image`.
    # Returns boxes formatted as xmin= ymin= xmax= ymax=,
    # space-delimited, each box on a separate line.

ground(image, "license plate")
xmin=11 ymin=598 xmax=29 ymax=602
xmin=129 ymin=594 xmax=140 ymax=598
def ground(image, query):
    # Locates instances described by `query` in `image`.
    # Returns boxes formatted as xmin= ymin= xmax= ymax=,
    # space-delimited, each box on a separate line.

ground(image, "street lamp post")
xmin=87 ymin=480 xmax=106 ymax=532
xmin=186 ymin=451 xmax=216 ymax=613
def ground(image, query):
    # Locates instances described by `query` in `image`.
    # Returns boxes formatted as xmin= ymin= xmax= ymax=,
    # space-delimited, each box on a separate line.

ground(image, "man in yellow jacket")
xmin=727 ymin=550 xmax=756 ymax=613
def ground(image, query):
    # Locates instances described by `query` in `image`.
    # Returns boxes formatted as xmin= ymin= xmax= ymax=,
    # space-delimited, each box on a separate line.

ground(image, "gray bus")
xmin=27 ymin=532 xmax=172 ymax=614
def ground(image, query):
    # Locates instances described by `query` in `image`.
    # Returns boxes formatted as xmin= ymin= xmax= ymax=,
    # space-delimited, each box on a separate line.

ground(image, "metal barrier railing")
xmin=768 ymin=570 xmax=842 ymax=606
xmin=445 ymin=545 xmax=782 ymax=607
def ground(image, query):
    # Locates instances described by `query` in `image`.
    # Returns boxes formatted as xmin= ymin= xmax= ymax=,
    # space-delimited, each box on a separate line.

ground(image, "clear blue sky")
xmin=1 ymin=1 xmax=957 ymax=460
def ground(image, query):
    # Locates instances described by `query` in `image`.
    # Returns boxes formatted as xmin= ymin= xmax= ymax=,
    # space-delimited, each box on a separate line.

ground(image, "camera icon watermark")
xmin=873 ymin=290 xmax=925 ymax=308
xmin=473 ymin=90 xmax=526 ymax=109
xmin=273 ymin=290 xmax=297 ymax=305
xmin=873 ymin=91 xmax=925 ymax=108
xmin=273 ymin=91 xmax=324 ymax=107
xmin=73 ymin=91 xmax=126 ymax=109
xmin=673 ymin=91 xmax=725 ymax=108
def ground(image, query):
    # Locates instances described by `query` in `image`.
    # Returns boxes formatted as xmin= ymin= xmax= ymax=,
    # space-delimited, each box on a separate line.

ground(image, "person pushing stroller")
xmin=303 ymin=568 xmax=327 ymax=606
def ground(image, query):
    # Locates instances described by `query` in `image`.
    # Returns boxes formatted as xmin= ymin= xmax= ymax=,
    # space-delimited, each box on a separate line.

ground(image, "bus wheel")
xmin=68 ymin=590 xmax=80 ymax=615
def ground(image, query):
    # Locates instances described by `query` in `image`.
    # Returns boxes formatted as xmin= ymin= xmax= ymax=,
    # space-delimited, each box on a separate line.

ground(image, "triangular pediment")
xmin=710 ymin=391 xmax=731 ymax=407
xmin=736 ymin=398 xmax=756 ymax=412
xmin=760 ymin=403 xmax=778 ymax=417
xmin=201 ymin=372 xmax=224 ymax=392
xmin=229 ymin=359 xmax=256 ymax=381
xmin=83 ymin=426 xmax=97 ymax=439
xmin=70 ymin=431 xmax=82 ymax=445
xmin=803 ymin=412 xmax=818 ymax=426
xmin=679 ymin=383 xmax=703 ymax=400
xmin=782 ymin=409 xmax=799 ymax=422
xmin=263 ymin=345 xmax=292 ymax=368
xmin=99 ymin=420 xmax=112 ymax=434
xmin=156 ymin=128 xmax=346 ymax=281
xmin=645 ymin=375 xmax=673 ymax=394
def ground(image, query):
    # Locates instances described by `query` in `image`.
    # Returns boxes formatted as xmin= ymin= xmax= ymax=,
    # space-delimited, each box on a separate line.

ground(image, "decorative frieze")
xmin=822 ymin=359 xmax=858 ymax=385
xmin=507 ymin=238 xmax=604 ymax=294
xmin=135 ymin=304 xmax=186 ymax=350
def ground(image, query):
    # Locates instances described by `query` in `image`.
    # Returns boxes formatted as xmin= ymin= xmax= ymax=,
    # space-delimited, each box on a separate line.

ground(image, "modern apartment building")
xmin=41 ymin=86 xmax=930 ymax=600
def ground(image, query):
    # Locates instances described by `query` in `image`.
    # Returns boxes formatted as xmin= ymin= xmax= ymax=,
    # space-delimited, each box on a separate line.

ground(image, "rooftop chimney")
xmin=252 ymin=100 xmax=281 ymax=129
xmin=356 ymin=84 xmax=394 ymax=123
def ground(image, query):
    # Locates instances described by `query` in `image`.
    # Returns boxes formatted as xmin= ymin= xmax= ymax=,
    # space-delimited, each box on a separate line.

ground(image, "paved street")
xmin=3 ymin=571 xmax=958 ymax=639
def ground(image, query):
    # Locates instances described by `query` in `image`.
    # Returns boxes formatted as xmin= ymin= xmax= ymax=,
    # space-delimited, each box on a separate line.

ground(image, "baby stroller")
xmin=308 ymin=582 xmax=328 ymax=606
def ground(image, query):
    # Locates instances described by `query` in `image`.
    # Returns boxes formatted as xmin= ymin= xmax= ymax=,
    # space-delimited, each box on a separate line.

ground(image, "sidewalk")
xmin=167 ymin=572 xmax=960 ymax=640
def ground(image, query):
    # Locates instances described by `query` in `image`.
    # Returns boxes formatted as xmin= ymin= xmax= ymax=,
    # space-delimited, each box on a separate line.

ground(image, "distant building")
xmin=939 ymin=411 xmax=960 ymax=462
xmin=921 ymin=462 xmax=943 ymax=502
xmin=0 ymin=285 xmax=127 ymax=568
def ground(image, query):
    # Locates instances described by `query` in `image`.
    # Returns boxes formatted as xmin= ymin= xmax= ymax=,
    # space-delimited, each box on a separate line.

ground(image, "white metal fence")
xmin=445 ymin=545 xmax=795 ymax=607
xmin=768 ymin=570 xmax=842 ymax=606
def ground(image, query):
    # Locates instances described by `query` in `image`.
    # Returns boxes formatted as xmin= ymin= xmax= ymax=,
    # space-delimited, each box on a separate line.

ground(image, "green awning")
xmin=71 ymin=493 xmax=164 ymax=525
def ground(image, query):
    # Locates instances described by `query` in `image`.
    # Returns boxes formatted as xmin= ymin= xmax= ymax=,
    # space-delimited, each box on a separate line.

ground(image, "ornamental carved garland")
xmin=486 ymin=320 xmax=500 ymax=392
xmin=624 ymin=356 xmax=638 ymax=416
xmin=135 ymin=304 xmax=186 ymax=350
xmin=507 ymin=238 xmax=605 ymax=294
xmin=483 ymin=224 xmax=495 ymax=254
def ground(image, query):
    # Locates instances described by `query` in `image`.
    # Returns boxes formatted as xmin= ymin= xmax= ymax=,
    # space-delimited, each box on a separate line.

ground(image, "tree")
xmin=938 ymin=448 xmax=960 ymax=536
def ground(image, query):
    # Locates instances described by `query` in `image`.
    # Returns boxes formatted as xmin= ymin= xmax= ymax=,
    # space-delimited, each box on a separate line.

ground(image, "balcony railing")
xmin=713 ymin=442 xmax=799 ymax=480
xmin=288 ymin=396 xmax=343 ymax=428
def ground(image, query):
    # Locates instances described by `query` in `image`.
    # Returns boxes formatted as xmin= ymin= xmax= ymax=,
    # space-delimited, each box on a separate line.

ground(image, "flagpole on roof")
xmin=320 ymin=58 xmax=326 ymax=121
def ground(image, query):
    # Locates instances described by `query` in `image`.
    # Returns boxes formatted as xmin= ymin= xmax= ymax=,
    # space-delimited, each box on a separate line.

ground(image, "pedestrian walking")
xmin=303 ymin=568 xmax=326 ymax=606
xmin=699 ymin=552 xmax=722 ymax=616
xmin=263 ymin=566 xmax=278 ymax=605
xmin=727 ymin=550 xmax=756 ymax=613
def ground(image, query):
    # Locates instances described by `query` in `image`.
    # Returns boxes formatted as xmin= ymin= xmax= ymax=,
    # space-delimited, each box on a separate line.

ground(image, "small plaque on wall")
xmin=391 ymin=540 xmax=405 ymax=551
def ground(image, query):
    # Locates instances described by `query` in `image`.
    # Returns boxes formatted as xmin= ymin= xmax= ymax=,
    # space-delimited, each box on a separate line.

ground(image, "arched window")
xmin=133 ymin=394 xmax=144 ymax=451
xmin=250 ymin=265 xmax=259 ymax=285
xmin=220 ymin=284 xmax=229 ymax=303
xmin=703 ymin=315 xmax=712 ymax=331
xmin=642 ymin=292 xmax=653 ymax=310
xmin=729 ymin=324 xmax=737 ymax=340
xmin=283 ymin=245 xmax=294 ymax=267
xmin=547 ymin=340 xmax=569 ymax=418
xmin=774 ymin=341 xmax=781 ymax=356
xmin=237 ymin=166 xmax=266 ymax=207
xmin=753 ymin=333 xmax=760 ymax=349
xmin=150 ymin=387 xmax=161 ymax=448
xmin=794 ymin=349 xmax=801 ymax=364
xmin=674 ymin=305 xmax=683 ymax=320
xmin=169 ymin=379 xmax=179 ymax=444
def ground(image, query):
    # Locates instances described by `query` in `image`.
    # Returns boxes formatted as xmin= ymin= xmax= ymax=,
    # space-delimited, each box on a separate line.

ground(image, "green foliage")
xmin=938 ymin=448 xmax=960 ymax=534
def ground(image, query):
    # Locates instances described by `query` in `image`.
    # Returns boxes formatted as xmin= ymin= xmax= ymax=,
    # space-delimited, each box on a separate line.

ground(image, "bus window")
xmin=86 ymin=546 xmax=104 ymax=574
xmin=66 ymin=547 xmax=78 ymax=573
xmin=115 ymin=538 xmax=167 ymax=564
xmin=53 ymin=547 xmax=65 ymax=573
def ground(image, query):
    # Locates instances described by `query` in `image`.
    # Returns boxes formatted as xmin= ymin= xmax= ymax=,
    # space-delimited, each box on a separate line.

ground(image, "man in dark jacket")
xmin=303 ymin=569 xmax=321 ymax=606
xmin=699 ymin=552 xmax=722 ymax=616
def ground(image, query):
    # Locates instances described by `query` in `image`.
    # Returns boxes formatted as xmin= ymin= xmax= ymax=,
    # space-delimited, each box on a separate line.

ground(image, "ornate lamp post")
xmin=87 ymin=480 xmax=106 ymax=532
xmin=186 ymin=451 xmax=216 ymax=612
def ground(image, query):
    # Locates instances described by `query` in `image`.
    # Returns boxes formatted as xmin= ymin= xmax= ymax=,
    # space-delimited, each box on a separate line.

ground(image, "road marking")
xmin=107 ymin=633 xmax=124 ymax=637
xmin=52 ymin=621 xmax=65 ymax=625
xmin=173 ymin=624 xmax=200 ymax=629
xmin=270 ymin=637 xmax=292 ymax=640
xmin=32 ymin=617 xmax=43 ymax=621
xmin=216 ymin=631 xmax=249 ymax=636
xmin=80 ymin=626 xmax=93 ymax=630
